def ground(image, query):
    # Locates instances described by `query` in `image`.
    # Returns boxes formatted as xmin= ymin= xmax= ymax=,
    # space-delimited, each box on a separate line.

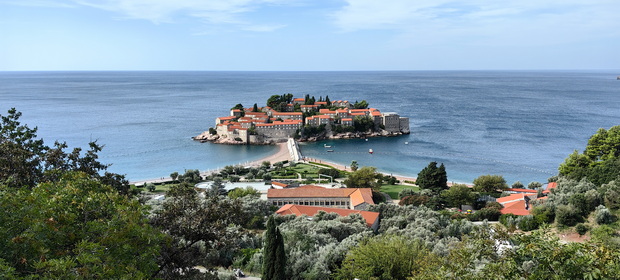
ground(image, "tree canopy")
xmin=473 ymin=174 xmax=508 ymax=193
xmin=559 ymin=126 xmax=620 ymax=186
xmin=416 ymin=162 xmax=448 ymax=194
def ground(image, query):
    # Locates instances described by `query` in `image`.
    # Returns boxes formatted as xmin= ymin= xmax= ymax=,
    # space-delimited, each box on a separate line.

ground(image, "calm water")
xmin=1 ymin=71 xmax=618 ymax=184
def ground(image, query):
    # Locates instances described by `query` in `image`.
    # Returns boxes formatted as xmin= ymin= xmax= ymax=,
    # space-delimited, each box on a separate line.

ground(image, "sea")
xmin=1 ymin=71 xmax=618 ymax=184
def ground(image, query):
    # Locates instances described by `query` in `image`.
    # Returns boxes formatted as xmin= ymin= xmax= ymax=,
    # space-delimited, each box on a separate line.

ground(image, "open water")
xmin=1 ymin=71 xmax=618 ymax=184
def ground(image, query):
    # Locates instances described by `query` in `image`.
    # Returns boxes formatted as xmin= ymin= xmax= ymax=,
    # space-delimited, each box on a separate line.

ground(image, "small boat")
xmin=365 ymin=139 xmax=368 ymax=142
xmin=369 ymin=149 xmax=373 ymax=154
xmin=324 ymin=144 xmax=332 ymax=148
xmin=404 ymin=141 xmax=409 ymax=145
xmin=327 ymin=150 xmax=334 ymax=152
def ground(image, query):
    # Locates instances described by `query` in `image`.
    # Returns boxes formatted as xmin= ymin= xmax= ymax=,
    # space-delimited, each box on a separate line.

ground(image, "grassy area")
xmin=380 ymin=184 xmax=419 ymax=200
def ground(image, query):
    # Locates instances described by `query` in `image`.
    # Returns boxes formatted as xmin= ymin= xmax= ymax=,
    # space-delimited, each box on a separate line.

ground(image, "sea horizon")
xmin=2 ymin=70 xmax=619 ymax=184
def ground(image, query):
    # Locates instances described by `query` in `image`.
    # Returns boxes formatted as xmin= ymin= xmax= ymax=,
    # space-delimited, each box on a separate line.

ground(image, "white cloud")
xmin=242 ymin=24 xmax=286 ymax=32
xmin=332 ymin=0 xmax=620 ymax=47
xmin=70 ymin=0 xmax=289 ymax=30
xmin=0 ymin=0 xmax=76 ymax=8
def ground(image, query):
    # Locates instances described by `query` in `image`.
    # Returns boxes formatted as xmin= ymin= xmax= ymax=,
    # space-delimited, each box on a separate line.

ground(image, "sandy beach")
xmin=248 ymin=143 xmax=291 ymax=166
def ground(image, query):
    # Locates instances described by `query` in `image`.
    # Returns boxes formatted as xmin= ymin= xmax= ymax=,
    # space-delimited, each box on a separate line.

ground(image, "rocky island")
xmin=194 ymin=94 xmax=410 ymax=145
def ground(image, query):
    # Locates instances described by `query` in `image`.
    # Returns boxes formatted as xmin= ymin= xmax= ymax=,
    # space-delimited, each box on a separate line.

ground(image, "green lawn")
xmin=380 ymin=184 xmax=419 ymax=199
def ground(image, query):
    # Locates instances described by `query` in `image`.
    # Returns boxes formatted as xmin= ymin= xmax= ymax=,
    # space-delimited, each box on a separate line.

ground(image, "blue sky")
xmin=1 ymin=0 xmax=619 ymax=71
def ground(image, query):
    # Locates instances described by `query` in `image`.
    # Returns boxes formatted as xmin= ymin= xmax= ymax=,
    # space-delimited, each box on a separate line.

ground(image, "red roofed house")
xmin=268 ymin=185 xmax=374 ymax=210
xmin=543 ymin=182 xmax=557 ymax=194
xmin=497 ymin=193 xmax=538 ymax=216
xmin=504 ymin=188 xmax=538 ymax=194
xmin=271 ymin=181 xmax=289 ymax=189
xmin=276 ymin=204 xmax=380 ymax=230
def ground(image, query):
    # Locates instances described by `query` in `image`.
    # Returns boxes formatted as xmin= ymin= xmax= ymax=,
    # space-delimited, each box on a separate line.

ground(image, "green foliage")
xmin=353 ymin=116 xmax=375 ymax=132
xmin=398 ymin=188 xmax=417 ymax=199
xmin=318 ymin=168 xmax=341 ymax=179
xmin=177 ymin=169 xmax=202 ymax=184
xmin=555 ymin=204 xmax=582 ymax=226
xmin=350 ymin=160 xmax=358 ymax=172
xmin=170 ymin=171 xmax=179 ymax=182
xmin=0 ymin=108 xmax=130 ymax=195
xmin=559 ymin=126 xmax=620 ymax=186
xmin=399 ymin=194 xmax=430 ymax=206
xmin=263 ymin=216 xmax=286 ymax=280
xmin=469 ymin=207 xmax=502 ymax=222
xmin=228 ymin=186 xmax=260 ymax=199
xmin=343 ymin=166 xmax=381 ymax=190
xmin=267 ymin=94 xmax=294 ymax=112
xmin=575 ymin=223 xmax=589 ymax=236
xmin=516 ymin=215 xmax=540 ymax=231
xmin=441 ymin=184 xmax=477 ymax=209
xmin=150 ymin=184 xmax=245 ymax=278
xmin=473 ymin=174 xmax=508 ymax=193
xmin=352 ymin=100 xmax=369 ymax=109
xmin=512 ymin=181 xmax=524 ymax=189
xmin=335 ymin=235 xmax=435 ymax=280
xmin=0 ymin=172 xmax=165 ymax=278
xmin=528 ymin=181 xmax=542 ymax=189
xmin=594 ymin=205 xmax=615 ymax=225
xmin=416 ymin=162 xmax=448 ymax=194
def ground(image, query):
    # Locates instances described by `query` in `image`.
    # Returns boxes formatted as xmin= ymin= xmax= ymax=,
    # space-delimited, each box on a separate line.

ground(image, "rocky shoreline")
xmin=193 ymin=130 xmax=407 ymax=145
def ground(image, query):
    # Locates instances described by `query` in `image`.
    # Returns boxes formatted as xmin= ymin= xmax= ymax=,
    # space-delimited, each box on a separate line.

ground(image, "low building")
xmin=301 ymin=104 xmax=319 ymax=113
xmin=276 ymin=204 xmax=380 ymax=230
xmin=267 ymin=185 xmax=374 ymax=210
xmin=497 ymin=193 xmax=538 ymax=216
xmin=382 ymin=112 xmax=401 ymax=133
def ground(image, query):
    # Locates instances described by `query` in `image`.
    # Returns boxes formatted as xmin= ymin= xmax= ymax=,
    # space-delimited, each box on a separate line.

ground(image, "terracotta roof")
xmin=500 ymin=200 xmax=530 ymax=216
xmin=272 ymin=181 xmax=289 ymax=188
xmin=349 ymin=189 xmax=374 ymax=207
xmin=371 ymin=111 xmax=382 ymax=116
xmin=341 ymin=118 xmax=353 ymax=121
xmin=319 ymin=109 xmax=337 ymax=114
xmin=315 ymin=102 xmax=327 ymax=105
xmin=268 ymin=185 xmax=374 ymax=206
xmin=350 ymin=112 xmax=366 ymax=116
xmin=505 ymin=188 xmax=538 ymax=193
xmin=273 ymin=112 xmax=303 ymax=116
xmin=301 ymin=105 xmax=319 ymax=107
xmin=276 ymin=204 xmax=379 ymax=227
xmin=497 ymin=193 xmax=528 ymax=204
xmin=293 ymin=98 xmax=305 ymax=101
xmin=543 ymin=182 xmax=558 ymax=194
xmin=350 ymin=109 xmax=369 ymax=113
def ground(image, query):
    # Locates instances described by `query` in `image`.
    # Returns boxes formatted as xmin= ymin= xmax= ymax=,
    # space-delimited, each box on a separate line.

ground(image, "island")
xmin=194 ymin=94 xmax=410 ymax=144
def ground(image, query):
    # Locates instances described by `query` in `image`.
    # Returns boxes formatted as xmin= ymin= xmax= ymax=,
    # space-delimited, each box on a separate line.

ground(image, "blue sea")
xmin=1 ymin=71 xmax=618 ymax=184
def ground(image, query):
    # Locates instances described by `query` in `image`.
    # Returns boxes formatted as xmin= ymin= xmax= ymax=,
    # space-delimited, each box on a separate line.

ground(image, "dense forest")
xmin=2 ymin=108 xmax=619 ymax=279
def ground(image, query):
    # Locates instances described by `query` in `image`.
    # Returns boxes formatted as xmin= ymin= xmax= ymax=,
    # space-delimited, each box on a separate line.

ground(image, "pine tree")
xmin=253 ymin=103 xmax=259 ymax=112
xmin=416 ymin=161 xmax=448 ymax=194
xmin=263 ymin=216 xmax=286 ymax=280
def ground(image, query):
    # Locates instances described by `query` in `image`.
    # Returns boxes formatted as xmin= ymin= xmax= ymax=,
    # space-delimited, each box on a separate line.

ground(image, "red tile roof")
xmin=272 ymin=181 xmax=289 ymax=188
xmin=268 ymin=185 xmax=374 ymax=207
xmin=543 ymin=182 xmax=558 ymax=194
xmin=500 ymin=200 xmax=530 ymax=216
xmin=276 ymin=204 xmax=379 ymax=227
xmin=505 ymin=188 xmax=538 ymax=193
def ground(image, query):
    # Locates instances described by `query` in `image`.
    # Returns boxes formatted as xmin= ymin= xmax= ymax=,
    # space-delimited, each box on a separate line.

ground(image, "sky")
xmin=1 ymin=0 xmax=619 ymax=71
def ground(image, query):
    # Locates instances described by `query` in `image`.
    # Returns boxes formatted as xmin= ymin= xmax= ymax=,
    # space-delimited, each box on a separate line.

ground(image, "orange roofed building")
xmin=276 ymin=204 xmax=380 ymax=230
xmin=267 ymin=185 xmax=374 ymax=210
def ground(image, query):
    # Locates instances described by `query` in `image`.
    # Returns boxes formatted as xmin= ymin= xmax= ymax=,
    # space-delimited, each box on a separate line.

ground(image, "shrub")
xmin=469 ymin=207 xmax=501 ymax=221
xmin=511 ymin=181 xmax=524 ymax=189
xmin=595 ymin=205 xmax=616 ymax=225
xmin=499 ymin=213 xmax=518 ymax=226
xmin=516 ymin=215 xmax=539 ymax=231
xmin=485 ymin=201 xmax=503 ymax=211
xmin=528 ymin=181 xmax=543 ymax=190
xmin=398 ymin=188 xmax=417 ymax=199
xmin=555 ymin=205 xmax=582 ymax=227
xmin=575 ymin=223 xmax=589 ymax=236
xmin=531 ymin=205 xmax=555 ymax=224
xmin=399 ymin=194 xmax=430 ymax=206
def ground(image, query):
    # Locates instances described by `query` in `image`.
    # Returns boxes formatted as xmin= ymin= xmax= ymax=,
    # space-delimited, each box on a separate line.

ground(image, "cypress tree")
xmin=416 ymin=161 xmax=448 ymax=194
xmin=263 ymin=216 xmax=286 ymax=280
xmin=253 ymin=103 xmax=259 ymax=112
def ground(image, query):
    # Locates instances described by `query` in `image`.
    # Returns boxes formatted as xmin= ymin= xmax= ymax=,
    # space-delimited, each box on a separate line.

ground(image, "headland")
xmin=194 ymin=94 xmax=410 ymax=145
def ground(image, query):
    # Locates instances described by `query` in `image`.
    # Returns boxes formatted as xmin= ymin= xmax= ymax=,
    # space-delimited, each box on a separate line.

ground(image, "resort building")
xmin=276 ymin=204 xmax=380 ymax=230
xmin=267 ymin=185 xmax=374 ymax=210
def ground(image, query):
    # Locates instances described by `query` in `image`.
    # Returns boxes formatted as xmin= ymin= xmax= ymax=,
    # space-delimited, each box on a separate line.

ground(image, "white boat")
xmin=324 ymin=144 xmax=332 ymax=148
xmin=369 ymin=148 xmax=373 ymax=154
xmin=365 ymin=139 xmax=368 ymax=142
xmin=405 ymin=141 xmax=409 ymax=145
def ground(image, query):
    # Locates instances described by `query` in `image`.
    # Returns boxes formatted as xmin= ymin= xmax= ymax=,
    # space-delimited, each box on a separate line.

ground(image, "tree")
xmin=335 ymin=235 xmax=436 ymax=280
xmin=0 ymin=109 xmax=130 ymax=195
xmin=528 ymin=181 xmax=542 ymax=189
xmin=228 ymin=186 xmax=260 ymax=199
xmin=559 ymin=126 xmax=620 ymax=185
xmin=150 ymin=183 xmax=245 ymax=278
xmin=263 ymin=216 xmax=286 ymax=280
xmin=350 ymin=160 xmax=358 ymax=171
xmin=208 ymin=176 xmax=227 ymax=197
xmin=0 ymin=172 xmax=165 ymax=278
xmin=511 ymin=181 xmax=524 ymax=189
xmin=253 ymin=103 xmax=259 ymax=112
xmin=416 ymin=162 xmax=448 ymax=194
xmin=231 ymin=103 xmax=244 ymax=110
xmin=170 ymin=171 xmax=179 ymax=182
xmin=344 ymin=166 xmax=380 ymax=190
xmin=441 ymin=184 xmax=476 ymax=209
xmin=473 ymin=174 xmax=508 ymax=193
xmin=353 ymin=100 xmax=369 ymax=109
